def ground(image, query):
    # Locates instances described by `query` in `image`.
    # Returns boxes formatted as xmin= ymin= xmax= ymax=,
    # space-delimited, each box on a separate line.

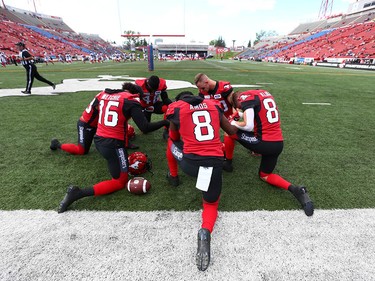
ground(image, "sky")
xmin=2 ymin=0 xmax=356 ymax=46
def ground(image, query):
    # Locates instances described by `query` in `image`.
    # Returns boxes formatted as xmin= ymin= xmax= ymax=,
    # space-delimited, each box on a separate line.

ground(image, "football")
xmin=126 ymin=177 xmax=151 ymax=195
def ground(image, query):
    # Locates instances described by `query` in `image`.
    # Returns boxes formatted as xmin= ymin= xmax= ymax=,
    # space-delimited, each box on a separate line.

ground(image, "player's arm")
xmin=221 ymin=115 xmax=238 ymax=135
xmin=168 ymin=121 xmax=180 ymax=141
xmin=217 ymin=104 xmax=237 ymax=135
xmin=160 ymin=90 xmax=172 ymax=105
xmin=129 ymin=103 xmax=169 ymax=133
xmin=230 ymin=108 xmax=254 ymax=132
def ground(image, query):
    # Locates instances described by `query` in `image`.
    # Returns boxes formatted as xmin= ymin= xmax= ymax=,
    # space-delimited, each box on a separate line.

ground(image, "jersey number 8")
xmin=263 ymin=98 xmax=279 ymax=124
xmin=192 ymin=111 xmax=214 ymax=141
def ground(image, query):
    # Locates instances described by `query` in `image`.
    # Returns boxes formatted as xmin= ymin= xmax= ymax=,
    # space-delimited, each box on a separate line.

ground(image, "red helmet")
xmin=127 ymin=124 xmax=136 ymax=140
xmin=128 ymin=151 xmax=152 ymax=175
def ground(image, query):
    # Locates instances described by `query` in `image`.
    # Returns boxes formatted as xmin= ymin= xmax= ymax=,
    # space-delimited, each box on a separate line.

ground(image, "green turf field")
xmin=0 ymin=59 xmax=374 ymax=212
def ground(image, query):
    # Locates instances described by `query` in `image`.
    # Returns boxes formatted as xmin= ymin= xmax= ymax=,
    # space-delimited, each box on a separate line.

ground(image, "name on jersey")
xmin=190 ymin=103 xmax=208 ymax=110
xmin=259 ymin=91 xmax=271 ymax=97
xmin=102 ymin=94 xmax=120 ymax=101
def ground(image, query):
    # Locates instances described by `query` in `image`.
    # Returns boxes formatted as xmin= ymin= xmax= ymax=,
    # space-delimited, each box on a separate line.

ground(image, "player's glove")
xmin=231 ymin=112 xmax=240 ymax=121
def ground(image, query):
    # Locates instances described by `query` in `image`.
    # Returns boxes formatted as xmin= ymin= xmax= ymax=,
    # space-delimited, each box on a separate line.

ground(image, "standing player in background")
xmin=15 ymin=42 xmax=55 ymax=94
xmin=58 ymin=54 xmax=65 ymax=63
xmin=165 ymin=91 xmax=237 ymax=271
xmin=57 ymin=83 xmax=169 ymax=213
xmin=227 ymin=89 xmax=314 ymax=216
xmin=136 ymin=75 xmax=172 ymax=139
xmin=0 ymin=52 xmax=7 ymax=67
xmin=65 ymin=53 xmax=72 ymax=64
xmin=194 ymin=73 xmax=237 ymax=172
xmin=43 ymin=51 xmax=54 ymax=66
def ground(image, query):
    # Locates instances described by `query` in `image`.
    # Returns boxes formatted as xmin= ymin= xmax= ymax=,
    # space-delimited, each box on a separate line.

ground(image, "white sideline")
xmin=1 ymin=209 xmax=375 ymax=281
xmin=0 ymin=75 xmax=260 ymax=98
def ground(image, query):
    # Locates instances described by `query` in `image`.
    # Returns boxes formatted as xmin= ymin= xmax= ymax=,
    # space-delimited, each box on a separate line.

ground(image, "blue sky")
xmin=3 ymin=0 xmax=355 ymax=46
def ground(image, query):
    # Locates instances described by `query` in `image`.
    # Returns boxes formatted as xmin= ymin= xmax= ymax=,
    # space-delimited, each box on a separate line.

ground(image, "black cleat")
xmin=222 ymin=159 xmax=233 ymax=172
xmin=21 ymin=90 xmax=31 ymax=94
xmin=166 ymin=172 xmax=180 ymax=187
xmin=52 ymin=83 xmax=56 ymax=90
xmin=50 ymin=138 xmax=61 ymax=150
xmin=57 ymin=185 xmax=81 ymax=213
xmin=196 ymin=228 xmax=211 ymax=271
xmin=289 ymin=185 xmax=314 ymax=216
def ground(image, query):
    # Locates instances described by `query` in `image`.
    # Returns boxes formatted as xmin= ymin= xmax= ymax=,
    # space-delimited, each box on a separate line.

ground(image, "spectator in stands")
xmin=16 ymin=42 xmax=55 ymax=95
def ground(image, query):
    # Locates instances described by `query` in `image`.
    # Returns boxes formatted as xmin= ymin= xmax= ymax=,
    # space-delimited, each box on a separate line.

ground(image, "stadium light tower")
xmin=318 ymin=0 xmax=334 ymax=19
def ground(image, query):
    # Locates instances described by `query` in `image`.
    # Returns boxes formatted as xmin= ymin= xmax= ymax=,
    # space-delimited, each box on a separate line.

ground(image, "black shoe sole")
xmin=196 ymin=229 xmax=211 ymax=271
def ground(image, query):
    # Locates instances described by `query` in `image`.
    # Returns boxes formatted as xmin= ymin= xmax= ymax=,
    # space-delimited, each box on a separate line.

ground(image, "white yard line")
xmin=1 ymin=209 xmax=374 ymax=281
xmin=302 ymin=103 xmax=332 ymax=105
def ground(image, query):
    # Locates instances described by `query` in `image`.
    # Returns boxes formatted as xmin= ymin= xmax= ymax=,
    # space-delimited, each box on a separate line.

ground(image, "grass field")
xmin=1 ymin=59 xmax=374 ymax=213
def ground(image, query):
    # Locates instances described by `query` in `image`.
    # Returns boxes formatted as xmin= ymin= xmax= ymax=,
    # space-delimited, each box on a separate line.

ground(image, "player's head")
xmin=194 ymin=73 xmax=210 ymax=92
xmin=15 ymin=42 xmax=25 ymax=49
xmin=230 ymin=91 xmax=243 ymax=109
xmin=175 ymin=91 xmax=194 ymax=101
xmin=146 ymin=75 xmax=160 ymax=91
xmin=122 ymin=82 xmax=144 ymax=98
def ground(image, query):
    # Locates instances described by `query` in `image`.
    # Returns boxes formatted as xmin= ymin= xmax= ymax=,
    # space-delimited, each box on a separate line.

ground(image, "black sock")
xmin=80 ymin=187 xmax=95 ymax=197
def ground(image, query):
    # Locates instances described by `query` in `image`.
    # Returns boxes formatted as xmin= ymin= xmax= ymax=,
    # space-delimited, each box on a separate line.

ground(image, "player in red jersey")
xmin=135 ymin=75 xmax=172 ymax=139
xmin=135 ymin=75 xmax=172 ymax=121
xmin=57 ymin=83 xmax=169 ymax=213
xmin=50 ymin=97 xmax=138 ymax=154
xmin=194 ymin=73 xmax=237 ymax=172
xmin=49 ymin=98 xmax=99 ymax=155
xmin=227 ymin=89 xmax=314 ymax=216
xmin=165 ymin=91 xmax=237 ymax=271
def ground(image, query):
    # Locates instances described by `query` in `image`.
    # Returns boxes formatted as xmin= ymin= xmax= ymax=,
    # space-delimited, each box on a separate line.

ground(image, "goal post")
xmin=121 ymin=34 xmax=185 ymax=71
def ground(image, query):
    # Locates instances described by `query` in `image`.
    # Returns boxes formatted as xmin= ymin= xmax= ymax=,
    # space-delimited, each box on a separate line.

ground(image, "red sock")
xmin=201 ymin=198 xmax=220 ymax=233
xmin=93 ymin=172 xmax=128 ymax=196
xmin=61 ymin=144 xmax=85 ymax=155
xmin=163 ymin=112 xmax=168 ymax=130
xmin=166 ymin=138 xmax=178 ymax=177
xmin=260 ymin=171 xmax=291 ymax=190
xmin=224 ymin=135 xmax=235 ymax=160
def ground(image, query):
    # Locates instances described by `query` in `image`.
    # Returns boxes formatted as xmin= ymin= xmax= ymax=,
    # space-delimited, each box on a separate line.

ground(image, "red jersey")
xmin=238 ymin=90 xmax=283 ymax=141
xmin=80 ymin=97 xmax=99 ymax=127
xmin=166 ymin=96 xmax=224 ymax=157
xmin=198 ymin=80 xmax=233 ymax=118
xmin=135 ymin=78 xmax=167 ymax=108
xmin=95 ymin=90 xmax=142 ymax=141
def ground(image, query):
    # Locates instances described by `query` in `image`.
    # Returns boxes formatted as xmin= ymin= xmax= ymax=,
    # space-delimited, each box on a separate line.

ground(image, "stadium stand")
xmin=0 ymin=5 xmax=120 ymax=62
xmin=237 ymin=1 xmax=375 ymax=66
